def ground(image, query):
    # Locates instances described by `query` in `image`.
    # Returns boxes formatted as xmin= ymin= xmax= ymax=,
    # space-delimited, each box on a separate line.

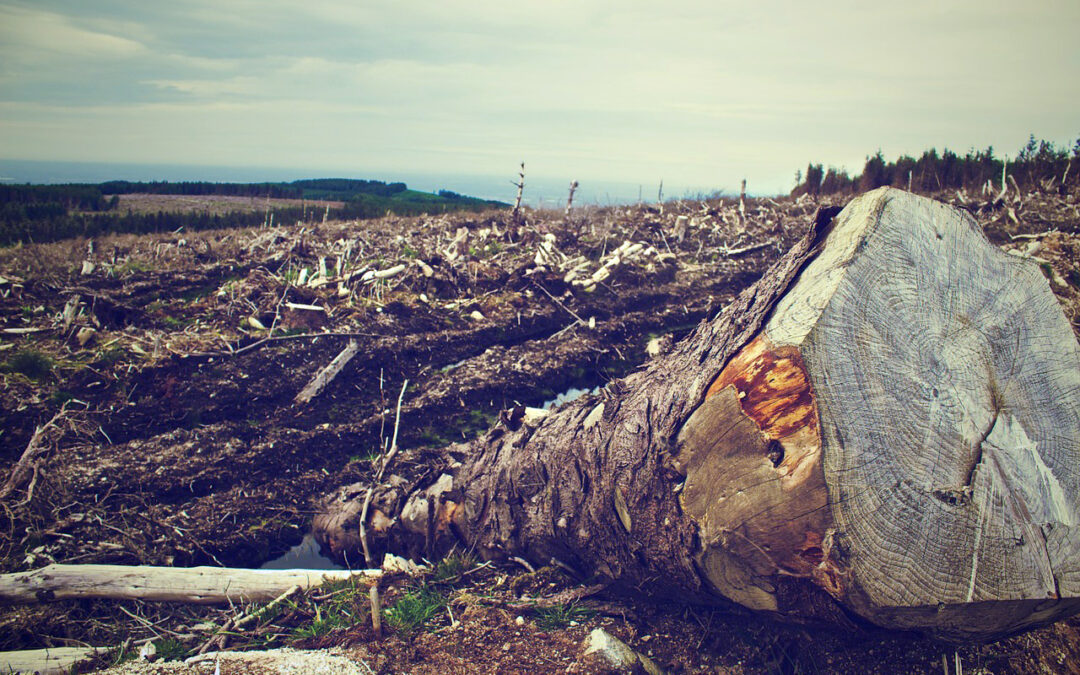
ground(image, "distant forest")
xmin=793 ymin=134 xmax=1080 ymax=198
xmin=0 ymin=178 xmax=506 ymax=246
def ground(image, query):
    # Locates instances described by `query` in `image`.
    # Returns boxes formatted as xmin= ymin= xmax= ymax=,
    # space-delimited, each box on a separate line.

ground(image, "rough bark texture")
xmin=359 ymin=188 xmax=1080 ymax=642
xmin=365 ymin=205 xmax=838 ymax=601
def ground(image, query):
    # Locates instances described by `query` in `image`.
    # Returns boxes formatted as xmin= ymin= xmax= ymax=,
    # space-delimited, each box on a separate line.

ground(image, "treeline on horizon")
xmin=793 ymin=134 xmax=1080 ymax=198
xmin=0 ymin=178 xmax=506 ymax=247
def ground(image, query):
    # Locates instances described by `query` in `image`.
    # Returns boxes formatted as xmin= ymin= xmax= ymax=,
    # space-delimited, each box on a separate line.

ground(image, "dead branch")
xmin=512 ymin=162 xmax=526 ymax=223
xmin=184 ymin=331 xmax=378 ymax=358
xmin=0 ymin=408 xmax=67 ymax=502
xmin=360 ymin=379 xmax=409 ymax=567
xmin=294 ymin=339 xmax=360 ymax=405
xmin=566 ymin=180 xmax=579 ymax=217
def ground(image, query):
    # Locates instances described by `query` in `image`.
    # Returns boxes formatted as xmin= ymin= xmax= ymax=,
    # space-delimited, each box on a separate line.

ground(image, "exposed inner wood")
xmin=669 ymin=187 xmax=1080 ymax=640
xmin=675 ymin=334 xmax=833 ymax=612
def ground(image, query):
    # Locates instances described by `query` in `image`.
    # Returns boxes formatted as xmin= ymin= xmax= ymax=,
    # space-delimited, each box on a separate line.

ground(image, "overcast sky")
xmin=1 ymin=0 xmax=1078 ymax=196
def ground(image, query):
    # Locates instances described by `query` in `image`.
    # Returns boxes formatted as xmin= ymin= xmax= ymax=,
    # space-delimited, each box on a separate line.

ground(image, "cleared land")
xmin=110 ymin=193 xmax=344 ymax=216
xmin=1 ymin=185 xmax=1079 ymax=673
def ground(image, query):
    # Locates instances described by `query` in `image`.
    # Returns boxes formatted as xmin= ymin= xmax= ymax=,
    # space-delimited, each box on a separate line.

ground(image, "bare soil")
xmin=1 ymin=186 xmax=1079 ymax=673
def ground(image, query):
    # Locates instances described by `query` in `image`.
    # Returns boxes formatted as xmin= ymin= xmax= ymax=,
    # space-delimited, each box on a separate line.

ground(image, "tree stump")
xmin=675 ymin=187 xmax=1080 ymax=640
xmin=338 ymin=187 xmax=1080 ymax=642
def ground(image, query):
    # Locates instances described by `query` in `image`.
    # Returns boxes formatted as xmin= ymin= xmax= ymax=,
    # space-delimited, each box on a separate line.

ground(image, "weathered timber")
xmin=335 ymin=187 xmax=1079 ymax=642
xmin=0 ymin=647 xmax=104 ymax=675
xmin=0 ymin=564 xmax=380 ymax=605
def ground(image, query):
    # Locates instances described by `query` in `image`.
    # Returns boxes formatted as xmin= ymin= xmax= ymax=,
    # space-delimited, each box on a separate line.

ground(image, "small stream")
xmin=260 ymin=533 xmax=344 ymax=570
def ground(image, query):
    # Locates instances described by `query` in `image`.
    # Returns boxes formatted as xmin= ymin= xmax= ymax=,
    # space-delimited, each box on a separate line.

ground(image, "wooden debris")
xmin=61 ymin=295 xmax=80 ymax=333
xmin=0 ymin=646 xmax=104 ymax=675
xmin=0 ymin=409 xmax=66 ymax=502
xmin=294 ymin=339 xmax=360 ymax=405
xmin=512 ymin=162 xmax=525 ymax=223
xmin=1 ymin=327 xmax=50 ymax=335
xmin=0 ymin=564 xmax=380 ymax=605
xmin=76 ymin=326 xmax=96 ymax=347
xmin=566 ymin=180 xmax=579 ymax=216
xmin=370 ymin=584 xmax=383 ymax=639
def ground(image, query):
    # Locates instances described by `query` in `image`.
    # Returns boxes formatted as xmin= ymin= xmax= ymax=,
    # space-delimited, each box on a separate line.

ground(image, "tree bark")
xmin=329 ymin=187 xmax=1080 ymax=642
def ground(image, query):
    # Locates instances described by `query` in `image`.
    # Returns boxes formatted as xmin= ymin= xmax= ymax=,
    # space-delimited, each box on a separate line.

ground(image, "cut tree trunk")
xmin=325 ymin=187 xmax=1080 ymax=642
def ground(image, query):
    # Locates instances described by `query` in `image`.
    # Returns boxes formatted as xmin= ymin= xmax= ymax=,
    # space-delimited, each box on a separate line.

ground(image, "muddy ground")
xmin=2 ymin=186 xmax=1080 ymax=673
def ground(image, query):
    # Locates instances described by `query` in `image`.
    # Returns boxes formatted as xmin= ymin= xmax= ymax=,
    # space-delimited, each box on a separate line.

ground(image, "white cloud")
xmin=0 ymin=0 xmax=1078 ymax=194
xmin=0 ymin=4 xmax=145 ymax=59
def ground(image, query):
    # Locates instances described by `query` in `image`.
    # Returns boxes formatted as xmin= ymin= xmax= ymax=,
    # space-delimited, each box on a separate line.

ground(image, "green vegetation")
xmin=152 ymin=638 xmax=189 ymax=662
xmin=533 ymin=603 xmax=595 ymax=630
xmin=269 ymin=576 xmax=371 ymax=642
xmin=291 ymin=604 xmax=349 ymax=640
xmin=384 ymin=585 xmax=447 ymax=635
xmin=0 ymin=178 xmax=507 ymax=247
xmin=2 ymin=350 xmax=53 ymax=380
xmin=793 ymin=134 xmax=1080 ymax=198
xmin=432 ymin=550 xmax=479 ymax=583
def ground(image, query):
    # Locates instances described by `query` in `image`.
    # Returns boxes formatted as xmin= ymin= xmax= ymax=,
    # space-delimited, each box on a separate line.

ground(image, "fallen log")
xmin=0 ymin=647 xmax=104 ymax=675
xmin=0 ymin=564 xmax=380 ymax=605
xmin=335 ymin=187 xmax=1080 ymax=643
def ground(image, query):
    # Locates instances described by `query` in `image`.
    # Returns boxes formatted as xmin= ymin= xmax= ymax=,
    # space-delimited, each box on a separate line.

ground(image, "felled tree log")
xmin=332 ymin=187 xmax=1080 ymax=642
xmin=0 ymin=647 xmax=103 ymax=675
xmin=0 ymin=564 xmax=379 ymax=605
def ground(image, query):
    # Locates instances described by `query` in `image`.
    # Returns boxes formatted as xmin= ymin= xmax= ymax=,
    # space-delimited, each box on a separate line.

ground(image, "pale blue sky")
xmin=1 ymin=0 xmax=1077 ymax=196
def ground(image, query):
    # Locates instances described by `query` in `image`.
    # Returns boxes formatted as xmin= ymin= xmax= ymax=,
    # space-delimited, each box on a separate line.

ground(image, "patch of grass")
xmin=115 ymin=258 xmax=153 ymax=276
xmin=2 ymin=350 xmax=53 ymax=380
xmin=348 ymin=451 xmax=380 ymax=464
xmin=291 ymin=609 xmax=347 ymax=640
xmin=162 ymin=315 xmax=190 ymax=328
xmin=417 ymin=427 xmax=453 ymax=447
xmin=533 ymin=602 xmax=595 ymax=630
xmin=109 ymin=642 xmax=137 ymax=667
xmin=153 ymin=638 xmax=189 ymax=662
xmin=286 ymin=575 xmax=370 ymax=643
xmin=401 ymin=243 xmax=419 ymax=259
xmin=432 ymin=550 xmax=479 ymax=583
xmin=384 ymin=585 xmax=446 ymax=635
xmin=320 ymin=576 xmax=371 ymax=620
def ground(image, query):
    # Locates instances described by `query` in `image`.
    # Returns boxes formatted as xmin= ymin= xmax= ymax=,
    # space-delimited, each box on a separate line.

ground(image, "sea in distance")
xmin=0 ymin=159 xmax=723 ymax=208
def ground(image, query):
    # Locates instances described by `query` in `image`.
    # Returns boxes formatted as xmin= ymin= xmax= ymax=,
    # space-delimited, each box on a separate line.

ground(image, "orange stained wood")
xmin=706 ymin=334 xmax=818 ymax=441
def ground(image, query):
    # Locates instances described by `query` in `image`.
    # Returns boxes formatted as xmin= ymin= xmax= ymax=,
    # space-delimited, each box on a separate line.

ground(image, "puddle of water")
xmin=260 ymin=533 xmax=344 ymax=570
xmin=541 ymin=385 xmax=601 ymax=410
